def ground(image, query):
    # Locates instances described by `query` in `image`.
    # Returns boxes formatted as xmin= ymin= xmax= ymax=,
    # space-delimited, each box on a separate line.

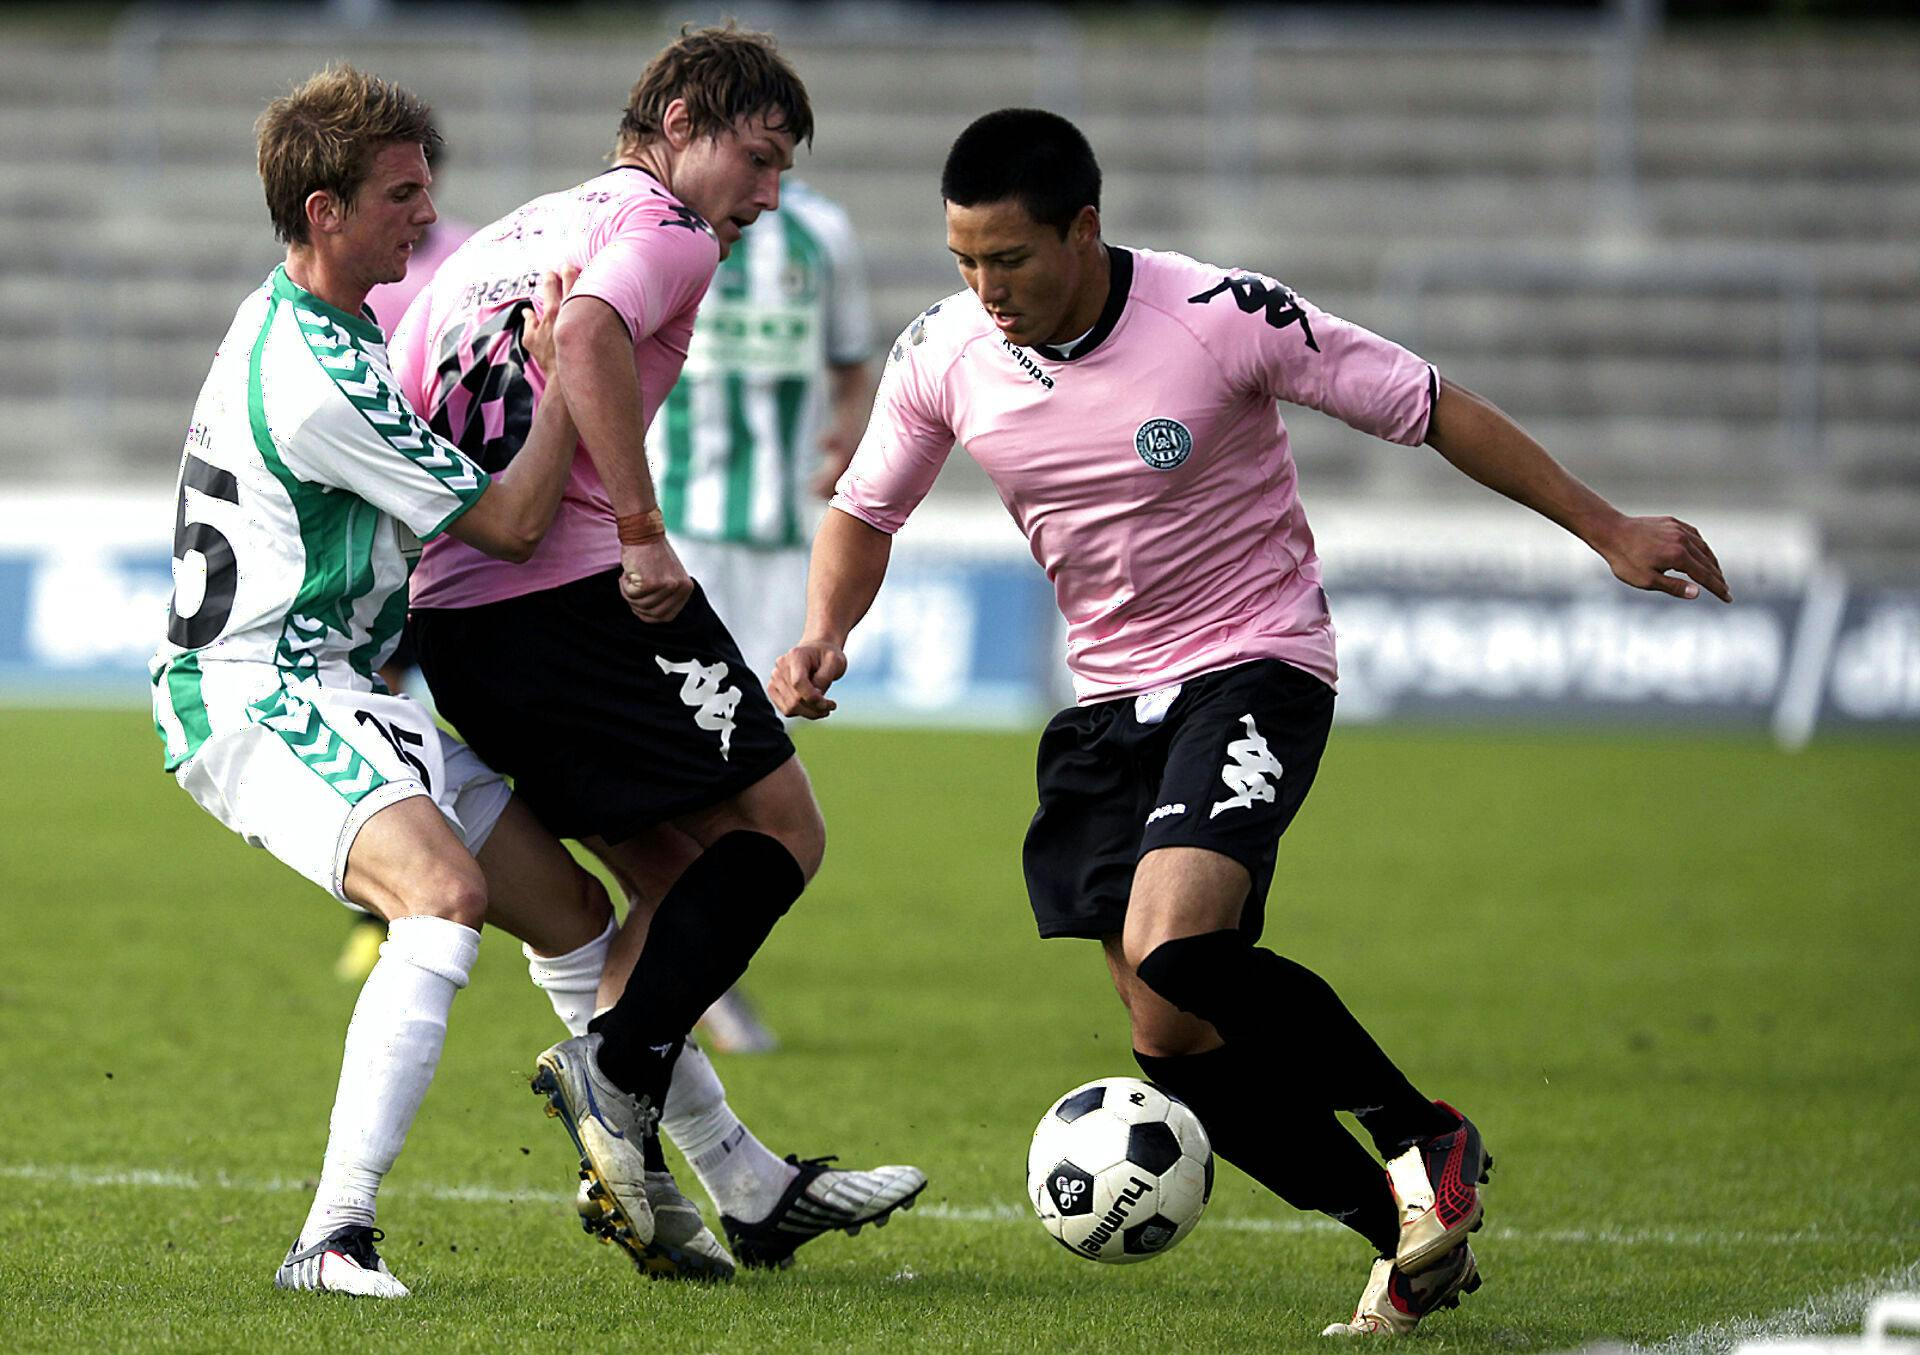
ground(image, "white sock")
xmin=299 ymin=915 xmax=480 ymax=1247
xmin=660 ymin=1038 xmax=797 ymax=1221
xmin=524 ymin=917 xmax=614 ymax=1038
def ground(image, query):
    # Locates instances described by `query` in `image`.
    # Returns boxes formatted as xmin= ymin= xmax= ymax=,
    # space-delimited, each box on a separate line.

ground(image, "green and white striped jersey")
xmin=648 ymin=181 xmax=871 ymax=549
xmin=150 ymin=266 xmax=491 ymax=771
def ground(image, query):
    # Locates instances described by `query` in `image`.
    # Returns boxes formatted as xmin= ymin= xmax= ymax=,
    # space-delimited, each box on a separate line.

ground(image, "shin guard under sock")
xmin=592 ymin=831 xmax=803 ymax=1097
xmin=1135 ymin=1045 xmax=1398 ymax=1256
xmin=1136 ymin=930 xmax=1455 ymax=1156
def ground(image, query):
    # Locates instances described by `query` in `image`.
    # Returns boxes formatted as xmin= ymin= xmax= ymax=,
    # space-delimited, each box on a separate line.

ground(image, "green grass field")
xmin=2 ymin=710 xmax=1915 ymax=1352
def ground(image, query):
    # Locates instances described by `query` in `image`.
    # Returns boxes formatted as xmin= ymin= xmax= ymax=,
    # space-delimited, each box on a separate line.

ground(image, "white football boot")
xmin=531 ymin=1034 xmax=658 ymax=1259
xmin=695 ymin=986 xmax=780 ymax=1054
xmin=273 ymin=1225 xmax=409 ymax=1298
xmin=572 ymin=1172 xmax=737 ymax=1281
xmin=721 ymin=1154 xmax=928 ymax=1268
xmin=1321 ymin=1244 xmax=1481 ymax=1337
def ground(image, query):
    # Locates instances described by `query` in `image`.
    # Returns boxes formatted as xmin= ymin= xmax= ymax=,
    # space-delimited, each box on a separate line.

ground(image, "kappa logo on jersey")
xmin=1187 ymin=275 xmax=1320 ymax=352
xmin=1001 ymin=338 xmax=1056 ymax=389
xmin=1210 ymin=714 xmax=1285 ymax=819
xmin=655 ymin=656 xmax=740 ymax=759
xmin=1135 ymin=418 xmax=1192 ymax=470
xmin=663 ymin=203 xmax=715 ymax=238
xmin=1146 ymin=802 xmax=1187 ymax=826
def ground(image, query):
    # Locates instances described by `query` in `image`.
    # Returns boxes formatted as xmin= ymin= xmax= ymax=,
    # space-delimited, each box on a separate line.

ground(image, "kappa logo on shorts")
xmin=655 ymin=656 xmax=740 ymax=760
xmin=1135 ymin=418 xmax=1192 ymax=471
xmin=1210 ymin=714 xmax=1284 ymax=819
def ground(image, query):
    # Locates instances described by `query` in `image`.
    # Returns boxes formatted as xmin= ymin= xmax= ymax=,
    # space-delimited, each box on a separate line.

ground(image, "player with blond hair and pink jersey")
xmin=772 ymin=108 xmax=1731 ymax=1337
xmin=387 ymin=24 xmax=924 ymax=1280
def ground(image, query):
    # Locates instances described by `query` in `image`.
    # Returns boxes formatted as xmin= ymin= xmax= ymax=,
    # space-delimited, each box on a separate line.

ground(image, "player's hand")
xmin=618 ymin=537 xmax=694 ymax=623
xmin=521 ymin=266 xmax=579 ymax=375
xmin=769 ymin=641 xmax=846 ymax=720
xmin=1595 ymin=514 xmax=1732 ymax=603
xmin=808 ymin=429 xmax=859 ymax=501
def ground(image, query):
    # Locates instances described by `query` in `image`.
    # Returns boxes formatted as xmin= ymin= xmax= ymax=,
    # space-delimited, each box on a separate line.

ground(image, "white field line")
xmin=0 ymin=1162 xmax=1903 ymax=1255
xmin=1640 ymin=1257 xmax=1920 ymax=1355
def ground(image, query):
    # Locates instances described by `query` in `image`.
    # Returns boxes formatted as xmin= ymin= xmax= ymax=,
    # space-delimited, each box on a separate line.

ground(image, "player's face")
xmin=340 ymin=141 xmax=437 ymax=289
xmin=946 ymin=199 xmax=1100 ymax=348
xmin=673 ymin=112 xmax=796 ymax=259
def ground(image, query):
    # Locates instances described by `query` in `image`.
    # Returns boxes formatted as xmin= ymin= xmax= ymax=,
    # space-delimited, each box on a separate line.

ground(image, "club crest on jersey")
xmin=1135 ymin=418 xmax=1192 ymax=470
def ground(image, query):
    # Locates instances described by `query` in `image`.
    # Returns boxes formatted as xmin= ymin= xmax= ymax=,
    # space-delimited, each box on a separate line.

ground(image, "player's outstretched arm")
xmin=444 ymin=270 xmax=581 ymax=563
xmin=554 ymin=295 xmax=694 ymax=623
xmin=809 ymin=360 xmax=876 ymax=500
xmin=1425 ymin=376 xmax=1732 ymax=603
xmin=770 ymin=508 xmax=893 ymax=720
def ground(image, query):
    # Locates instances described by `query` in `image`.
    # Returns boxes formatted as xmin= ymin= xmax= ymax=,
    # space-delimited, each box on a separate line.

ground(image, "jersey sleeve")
xmin=827 ymin=318 xmax=955 ymax=533
xmin=282 ymin=350 xmax=492 ymax=542
xmin=812 ymin=200 xmax=875 ymax=367
xmin=1193 ymin=271 xmax=1436 ymax=446
xmin=569 ymin=203 xmax=719 ymax=343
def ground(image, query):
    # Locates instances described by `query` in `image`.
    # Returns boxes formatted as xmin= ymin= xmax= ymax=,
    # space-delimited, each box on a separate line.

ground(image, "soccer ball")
xmin=1026 ymin=1076 xmax=1213 ymax=1264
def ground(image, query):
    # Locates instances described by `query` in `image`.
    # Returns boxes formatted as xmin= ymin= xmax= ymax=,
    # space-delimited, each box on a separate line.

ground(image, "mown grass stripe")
xmin=2 ymin=1163 xmax=1910 ymax=1257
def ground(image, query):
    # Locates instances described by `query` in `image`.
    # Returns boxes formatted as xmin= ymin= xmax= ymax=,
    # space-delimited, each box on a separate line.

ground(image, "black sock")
xmin=1136 ymin=1045 xmax=1398 ymax=1256
xmin=591 ymin=831 xmax=804 ymax=1097
xmin=1136 ymin=930 xmax=1456 ymax=1157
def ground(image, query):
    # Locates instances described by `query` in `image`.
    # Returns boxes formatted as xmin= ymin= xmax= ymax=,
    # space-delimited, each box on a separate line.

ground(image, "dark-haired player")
xmin=388 ymin=24 xmax=923 ymax=1279
xmin=773 ymin=108 xmax=1730 ymax=1335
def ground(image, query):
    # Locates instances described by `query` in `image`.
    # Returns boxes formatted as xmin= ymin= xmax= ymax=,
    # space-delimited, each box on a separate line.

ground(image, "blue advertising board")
xmin=2 ymin=492 xmax=1914 ymax=744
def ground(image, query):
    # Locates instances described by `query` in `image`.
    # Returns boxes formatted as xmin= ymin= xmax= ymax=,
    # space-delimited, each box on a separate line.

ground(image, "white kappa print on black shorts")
xmin=655 ymin=656 xmax=740 ymax=760
xmin=1210 ymin=714 xmax=1284 ymax=819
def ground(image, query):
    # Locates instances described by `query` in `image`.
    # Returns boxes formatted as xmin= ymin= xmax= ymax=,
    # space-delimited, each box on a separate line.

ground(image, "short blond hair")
xmin=256 ymin=65 xmax=439 ymax=245
xmin=616 ymin=22 xmax=812 ymax=157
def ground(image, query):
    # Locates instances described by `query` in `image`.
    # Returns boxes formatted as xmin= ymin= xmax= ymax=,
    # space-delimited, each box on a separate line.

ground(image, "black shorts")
xmin=410 ymin=568 xmax=796 ymax=844
xmin=1022 ymin=658 xmax=1334 ymax=942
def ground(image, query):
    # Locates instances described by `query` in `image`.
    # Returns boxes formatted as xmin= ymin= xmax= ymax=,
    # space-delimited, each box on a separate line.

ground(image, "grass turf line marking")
xmin=3 ymin=1163 xmax=1906 ymax=1254
xmin=1639 ymin=1257 xmax=1920 ymax=1355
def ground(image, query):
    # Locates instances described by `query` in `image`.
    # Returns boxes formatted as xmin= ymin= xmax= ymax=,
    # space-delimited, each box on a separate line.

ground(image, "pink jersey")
xmin=364 ymin=217 xmax=473 ymax=335
xmin=833 ymin=246 xmax=1435 ymax=702
xmin=390 ymin=168 xmax=720 ymax=609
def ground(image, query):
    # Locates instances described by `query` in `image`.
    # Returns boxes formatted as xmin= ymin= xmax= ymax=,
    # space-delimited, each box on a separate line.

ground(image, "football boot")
xmin=572 ymin=1172 xmax=737 ymax=1282
xmin=531 ymin=1035 xmax=661 ymax=1261
xmin=333 ymin=915 xmax=386 ymax=983
xmin=273 ymin=1224 xmax=409 ymax=1298
xmin=1384 ymin=1100 xmax=1492 ymax=1274
xmin=1321 ymin=1243 xmax=1482 ymax=1337
xmin=696 ymin=986 xmax=780 ymax=1054
xmin=721 ymin=1154 xmax=927 ymax=1269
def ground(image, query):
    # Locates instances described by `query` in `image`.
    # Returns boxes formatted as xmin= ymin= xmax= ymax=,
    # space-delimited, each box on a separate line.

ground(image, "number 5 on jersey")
xmin=167 ymin=453 xmax=240 ymax=649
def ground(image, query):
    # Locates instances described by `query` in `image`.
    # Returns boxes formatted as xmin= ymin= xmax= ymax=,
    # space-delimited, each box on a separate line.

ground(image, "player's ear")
xmin=304 ymin=188 xmax=344 ymax=238
xmin=1072 ymin=205 xmax=1101 ymax=247
xmin=660 ymin=97 xmax=694 ymax=151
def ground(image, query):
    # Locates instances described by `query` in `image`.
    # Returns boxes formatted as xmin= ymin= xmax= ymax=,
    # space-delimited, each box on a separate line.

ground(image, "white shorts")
xmin=174 ymin=686 xmax=510 ymax=907
xmin=676 ymin=538 xmax=809 ymax=691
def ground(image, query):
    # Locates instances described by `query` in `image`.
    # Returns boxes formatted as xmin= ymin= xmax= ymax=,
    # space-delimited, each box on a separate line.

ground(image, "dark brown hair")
xmin=616 ymin=22 xmax=812 ymax=156
xmin=256 ymin=65 xmax=440 ymax=245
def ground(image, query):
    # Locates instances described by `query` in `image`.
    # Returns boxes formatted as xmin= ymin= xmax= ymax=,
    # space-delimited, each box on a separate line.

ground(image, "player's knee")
xmin=575 ymin=869 xmax=616 ymax=932
xmin=733 ymin=786 xmax=825 ymax=882
xmin=401 ymin=857 xmax=489 ymax=930
xmin=782 ymin=796 xmax=826 ymax=882
xmin=1127 ymin=1003 xmax=1215 ymax=1059
xmin=737 ymin=761 xmax=826 ymax=882
xmin=1134 ymin=929 xmax=1247 ymax=1017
